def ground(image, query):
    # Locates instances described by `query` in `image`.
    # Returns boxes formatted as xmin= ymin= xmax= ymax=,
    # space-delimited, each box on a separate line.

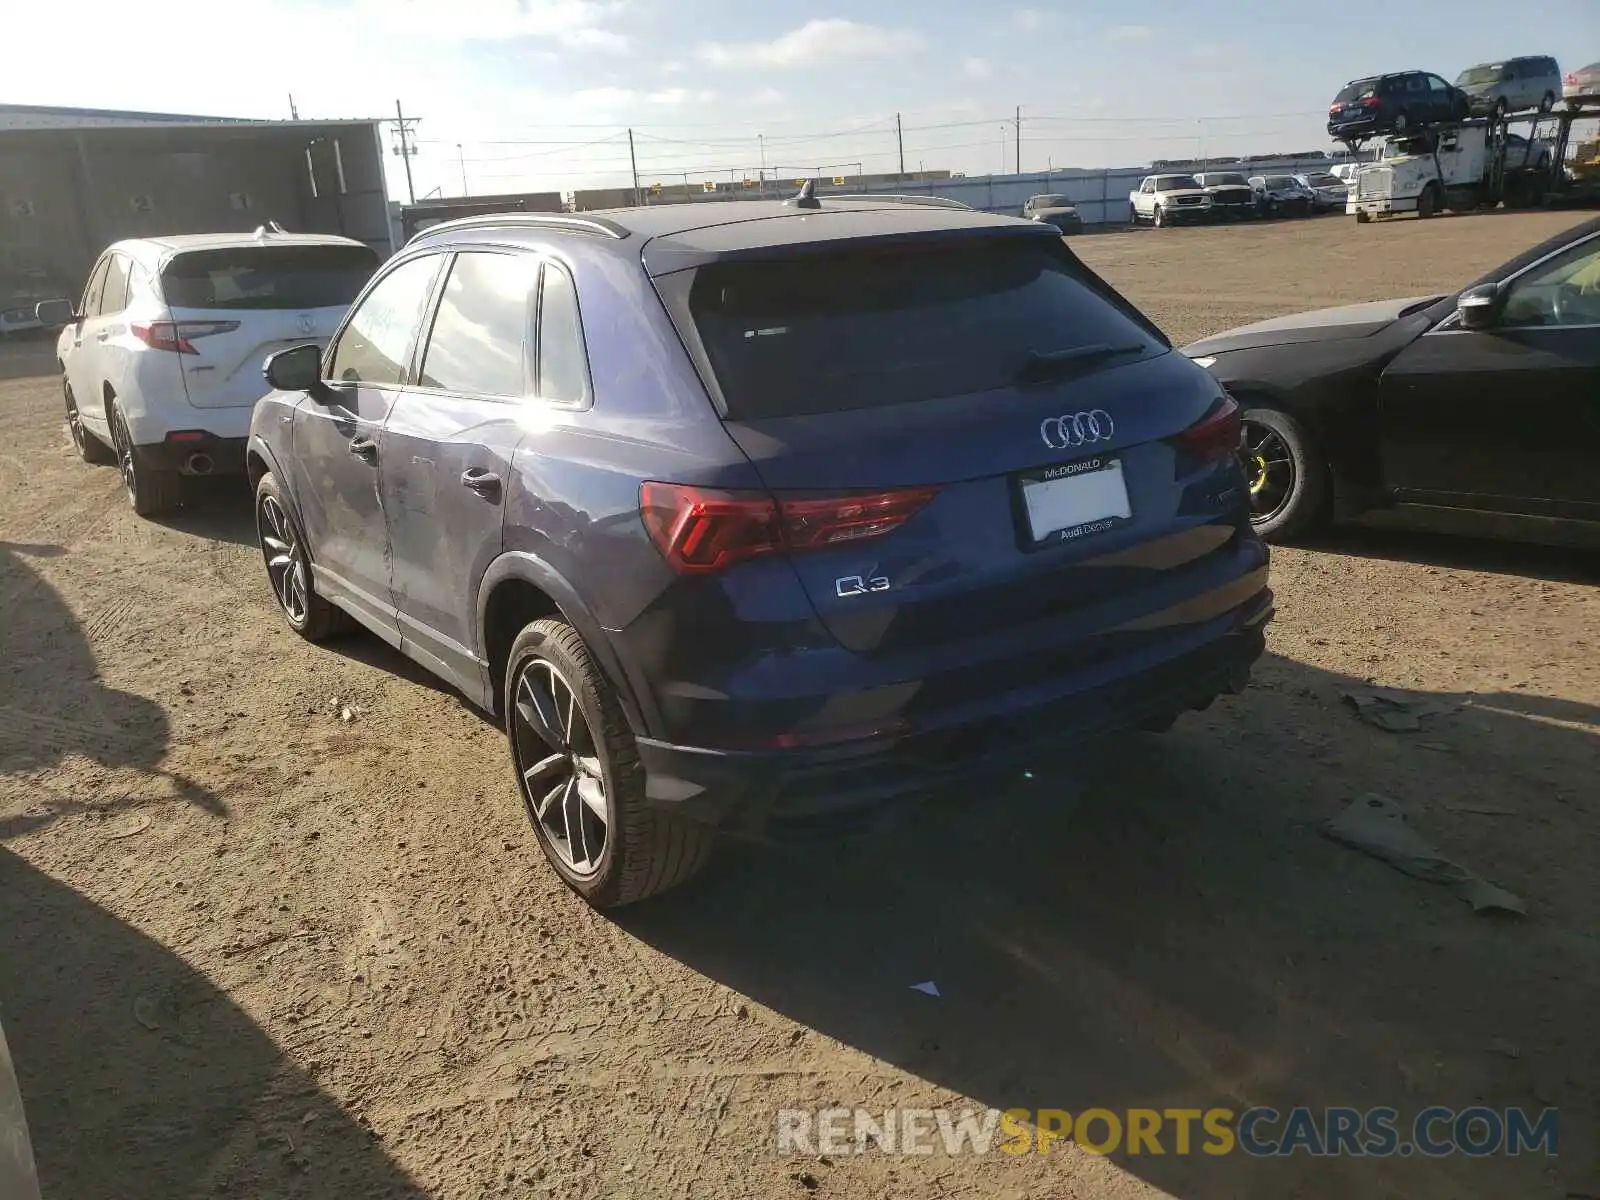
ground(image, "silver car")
xmin=1454 ymin=55 xmax=1562 ymax=117
xmin=1565 ymin=62 xmax=1600 ymax=107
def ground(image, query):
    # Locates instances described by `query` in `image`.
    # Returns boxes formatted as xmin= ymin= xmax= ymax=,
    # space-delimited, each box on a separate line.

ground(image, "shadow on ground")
xmin=152 ymin=477 xmax=260 ymax=546
xmin=0 ymin=848 xmax=426 ymax=1199
xmin=1322 ymin=517 xmax=1600 ymax=583
xmin=0 ymin=542 xmax=425 ymax=1197
xmin=620 ymin=651 xmax=1597 ymax=1199
xmin=0 ymin=541 xmax=226 ymax=838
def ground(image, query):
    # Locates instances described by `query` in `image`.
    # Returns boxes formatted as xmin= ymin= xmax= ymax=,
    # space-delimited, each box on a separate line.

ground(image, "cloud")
xmin=645 ymin=87 xmax=719 ymax=106
xmin=569 ymin=86 xmax=638 ymax=110
xmin=1104 ymin=24 xmax=1156 ymax=42
xmin=1008 ymin=8 xmax=1057 ymax=31
xmin=356 ymin=0 xmax=629 ymax=51
xmin=962 ymin=56 xmax=992 ymax=81
xmin=752 ymin=87 xmax=787 ymax=106
xmin=699 ymin=19 xmax=923 ymax=68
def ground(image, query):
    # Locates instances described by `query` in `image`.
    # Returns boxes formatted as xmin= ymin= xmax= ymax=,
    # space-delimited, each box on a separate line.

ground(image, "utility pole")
xmin=896 ymin=112 xmax=905 ymax=180
xmin=392 ymin=99 xmax=419 ymax=205
xmin=758 ymin=133 xmax=765 ymax=170
xmin=288 ymin=93 xmax=299 ymax=120
xmin=1015 ymin=105 xmax=1021 ymax=174
xmin=627 ymin=128 xmax=641 ymax=205
xmin=457 ymin=143 xmax=469 ymax=197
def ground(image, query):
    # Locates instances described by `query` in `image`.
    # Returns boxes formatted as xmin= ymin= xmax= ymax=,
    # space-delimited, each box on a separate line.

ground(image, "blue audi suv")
xmin=248 ymin=190 xmax=1272 ymax=908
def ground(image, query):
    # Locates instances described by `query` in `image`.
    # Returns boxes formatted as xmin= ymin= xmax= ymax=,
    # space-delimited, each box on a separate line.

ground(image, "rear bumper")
xmin=635 ymin=587 xmax=1273 ymax=840
xmin=135 ymin=433 xmax=249 ymax=475
xmin=1329 ymin=118 xmax=1381 ymax=139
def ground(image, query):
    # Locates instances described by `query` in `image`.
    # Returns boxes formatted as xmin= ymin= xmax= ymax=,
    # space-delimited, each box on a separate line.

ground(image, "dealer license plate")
xmin=1018 ymin=455 xmax=1133 ymax=548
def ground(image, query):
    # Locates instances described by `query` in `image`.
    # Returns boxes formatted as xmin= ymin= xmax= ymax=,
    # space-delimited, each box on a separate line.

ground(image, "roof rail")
xmin=820 ymin=193 xmax=974 ymax=210
xmin=406 ymin=211 xmax=630 ymax=245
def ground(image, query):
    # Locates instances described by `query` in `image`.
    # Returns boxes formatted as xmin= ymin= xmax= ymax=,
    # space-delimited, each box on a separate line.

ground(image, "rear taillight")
xmin=1362 ymin=97 xmax=1381 ymax=107
xmin=1169 ymin=395 xmax=1241 ymax=465
xmin=131 ymin=320 xmax=240 ymax=354
xmin=640 ymin=482 xmax=939 ymax=575
xmin=1328 ymin=104 xmax=1340 ymax=113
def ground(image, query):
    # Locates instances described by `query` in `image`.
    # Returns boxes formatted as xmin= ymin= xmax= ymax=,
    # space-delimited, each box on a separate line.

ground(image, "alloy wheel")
xmin=112 ymin=412 xmax=137 ymax=503
xmin=510 ymin=659 xmax=608 ymax=877
xmin=257 ymin=493 xmax=309 ymax=624
xmin=65 ymin=392 xmax=86 ymax=454
xmin=1241 ymin=419 xmax=1292 ymax=524
xmin=1241 ymin=419 xmax=1296 ymax=524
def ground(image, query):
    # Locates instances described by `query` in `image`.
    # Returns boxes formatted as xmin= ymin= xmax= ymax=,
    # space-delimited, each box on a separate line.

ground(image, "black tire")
xmin=506 ymin=618 xmax=713 ymax=908
xmin=1238 ymin=405 xmax=1330 ymax=543
xmin=1393 ymin=109 xmax=1409 ymax=132
xmin=1493 ymin=97 xmax=1508 ymax=122
xmin=1416 ymin=183 xmax=1440 ymax=219
xmin=65 ymin=381 xmax=114 ymax=465
xmin=1355 ymin=210 xmax=1372 ymax=224
xmin=255 ymin=471 xmax=350 ymax=642
xmin=109 ymin=402 xmax=181 ymax=516
xmin=1539 ymin=91 xmax=1555 ymax=113
xmin=1153 ymin=204 xmax=1168 ymax=228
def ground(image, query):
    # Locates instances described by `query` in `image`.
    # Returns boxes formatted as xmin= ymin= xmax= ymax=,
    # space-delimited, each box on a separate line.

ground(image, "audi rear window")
xmin=161 ymin=244 xmax=379 ymax=310
xmin=685 ymin=237 xmax=1163 ymax=420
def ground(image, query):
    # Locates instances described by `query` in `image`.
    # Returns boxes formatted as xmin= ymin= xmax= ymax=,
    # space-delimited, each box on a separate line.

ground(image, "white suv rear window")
xmin=161 ymin=245 xmax=378 ymax=310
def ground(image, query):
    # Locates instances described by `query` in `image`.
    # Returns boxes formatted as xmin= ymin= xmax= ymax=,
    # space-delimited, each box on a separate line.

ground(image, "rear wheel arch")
xmin=477 ymin=557 xmax=650 ymax=734
xmin=246 ymin=447 xmax=272 ymax=491
xmin=483 ymin=576 xmax=566 ymax=719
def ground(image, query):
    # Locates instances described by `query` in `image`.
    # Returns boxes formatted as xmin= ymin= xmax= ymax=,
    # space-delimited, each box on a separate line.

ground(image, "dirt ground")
xmin=1 ymin=210 xmax=1596 ymax=1200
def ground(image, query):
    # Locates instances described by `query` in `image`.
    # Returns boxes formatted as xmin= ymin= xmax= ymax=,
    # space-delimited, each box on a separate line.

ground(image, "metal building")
xmin=0 ymin=104 xmax=393 ymax=326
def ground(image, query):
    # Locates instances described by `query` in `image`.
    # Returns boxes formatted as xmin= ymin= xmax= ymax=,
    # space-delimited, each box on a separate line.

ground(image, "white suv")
xmin=49 ymin=228 xmax=378 ymax=515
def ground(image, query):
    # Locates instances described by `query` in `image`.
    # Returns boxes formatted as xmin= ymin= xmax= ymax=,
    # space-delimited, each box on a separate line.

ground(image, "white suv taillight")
xmin=131 ymin=320 xmax=240 ymax=354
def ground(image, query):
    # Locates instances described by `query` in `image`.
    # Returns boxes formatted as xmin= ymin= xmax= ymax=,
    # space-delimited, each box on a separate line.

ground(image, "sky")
xmin=6 ymin=0 xmax=1597 ymax=200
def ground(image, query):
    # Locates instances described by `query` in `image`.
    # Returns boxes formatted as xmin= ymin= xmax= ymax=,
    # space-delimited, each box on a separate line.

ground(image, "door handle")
xmin=348 ymin=436 xmax=378 ymax=463
xmin=460 ymin=468 xmax=501 ymax=500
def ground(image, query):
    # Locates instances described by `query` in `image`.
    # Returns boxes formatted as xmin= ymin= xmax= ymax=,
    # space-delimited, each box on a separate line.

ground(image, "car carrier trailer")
xmin=1347 ymin=106 xmax=1597 ymax=220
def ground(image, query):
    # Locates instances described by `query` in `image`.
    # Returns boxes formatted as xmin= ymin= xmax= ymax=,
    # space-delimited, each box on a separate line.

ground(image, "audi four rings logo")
xmin=1039 ymin=409 xmax=1115 ymax=450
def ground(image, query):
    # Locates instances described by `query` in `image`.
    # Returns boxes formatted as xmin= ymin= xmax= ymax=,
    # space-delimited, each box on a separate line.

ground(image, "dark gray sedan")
xmin=1021 ymin=193 xmax=1084 ymax=234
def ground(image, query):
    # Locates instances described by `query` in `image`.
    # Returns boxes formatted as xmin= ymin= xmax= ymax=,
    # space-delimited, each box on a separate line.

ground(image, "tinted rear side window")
xmin=537 ymin=263 xmax=591 ymax=406
xmin=161 ymin=244 xmax=378 ymax=310
xmin=1337 ymin=79 xmax=1379 ymax=101
xmin=419 ymin=251 xmax=539 ymax=396
xmin=686 ymin=237 xmax=1162 ymax=420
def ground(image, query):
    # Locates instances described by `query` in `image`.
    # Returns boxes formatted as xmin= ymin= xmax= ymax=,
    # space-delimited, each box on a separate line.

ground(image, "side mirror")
xmin=263 ymin=343 xmax=323 ymax=393
xmin=1456 ymin=282 xmax=1502 ymax=332
xmin=33 ymin=299 xmax=75 ymax=328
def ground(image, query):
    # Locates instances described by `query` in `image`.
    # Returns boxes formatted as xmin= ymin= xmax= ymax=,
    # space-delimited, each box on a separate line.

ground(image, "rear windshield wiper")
xmin=1016 ymin=342 xmax=1147 ymax=384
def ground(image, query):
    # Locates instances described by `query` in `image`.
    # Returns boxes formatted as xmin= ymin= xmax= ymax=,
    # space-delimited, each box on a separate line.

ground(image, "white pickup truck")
xmin=1129 ymin=174 xmax=1214 ymax=226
